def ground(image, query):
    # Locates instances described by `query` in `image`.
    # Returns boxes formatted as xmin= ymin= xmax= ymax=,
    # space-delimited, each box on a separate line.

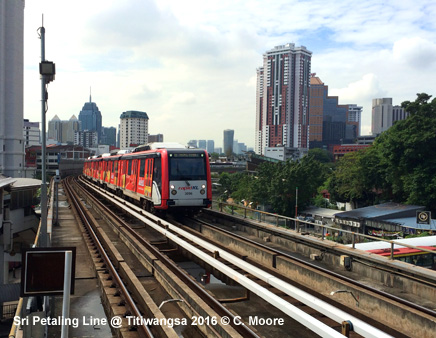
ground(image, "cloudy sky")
xmin=23 ymin=0 xmax=436 ymax=149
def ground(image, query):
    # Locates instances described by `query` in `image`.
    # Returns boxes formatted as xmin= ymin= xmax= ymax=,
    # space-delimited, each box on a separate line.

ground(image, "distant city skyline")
xmin=22 ymin=1 xmax=436 ymax=149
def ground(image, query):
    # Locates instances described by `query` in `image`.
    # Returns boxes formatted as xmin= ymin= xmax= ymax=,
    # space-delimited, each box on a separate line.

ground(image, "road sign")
xmin=416 ymin=211 xmax=431 ymax=225
xmin=21 ymin=247 xmax=76 ymax=296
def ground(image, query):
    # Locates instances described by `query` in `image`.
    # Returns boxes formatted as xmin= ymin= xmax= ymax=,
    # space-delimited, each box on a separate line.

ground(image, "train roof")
xmin=133 ymin=142 xmax=187 ymax=152
xmin=350 ymin=236 xmax=436 ymax=251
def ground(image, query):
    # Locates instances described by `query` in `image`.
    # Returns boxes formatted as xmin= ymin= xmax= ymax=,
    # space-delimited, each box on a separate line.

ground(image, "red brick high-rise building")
xmin=255 ymin=44 xmax=312 ymax=156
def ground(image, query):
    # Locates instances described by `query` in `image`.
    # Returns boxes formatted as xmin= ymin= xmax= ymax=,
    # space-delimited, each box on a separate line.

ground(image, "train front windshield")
xmin=169 ymin=153 xmax=207 ymax=181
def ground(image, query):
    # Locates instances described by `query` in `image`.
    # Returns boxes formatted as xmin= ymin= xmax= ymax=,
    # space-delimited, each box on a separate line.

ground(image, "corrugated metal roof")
xmin=10 ymin=178 xmax=42 ymax=189
xmin=0 ymin=176 xmax=17 ymax=189
xmin=0 ymin=283 xmax=20 ymax=302
xmin=334 ymin=202 xmax=424 ymax=220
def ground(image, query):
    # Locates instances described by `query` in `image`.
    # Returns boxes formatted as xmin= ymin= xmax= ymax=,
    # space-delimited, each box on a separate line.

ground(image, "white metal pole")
xmin=61 ymin=251 xmax=73 ymax=338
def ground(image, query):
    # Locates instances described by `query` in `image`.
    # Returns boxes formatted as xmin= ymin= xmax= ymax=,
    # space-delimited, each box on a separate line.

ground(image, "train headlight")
xmin=200 ymin=189 xmax=205 ymax=195
xmin=170 ymin=185 xmax=175 ymax=189
xmin=201 ymin=184 xmax=206 ymax=189
xmin=171 ymin=189 xmax=177 ymax=195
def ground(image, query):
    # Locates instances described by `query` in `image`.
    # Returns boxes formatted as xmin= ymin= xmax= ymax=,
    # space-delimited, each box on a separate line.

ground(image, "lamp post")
xmin=295 ymin=186 xmax=298 ymax=218
xmin=295 ymin=186 xmax=299 ymax=232
xmin=39 ymin=23 xmax=56 ymax=247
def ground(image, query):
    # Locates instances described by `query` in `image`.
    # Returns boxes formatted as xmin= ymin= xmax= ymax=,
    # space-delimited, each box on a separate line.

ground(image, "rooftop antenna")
xmin=89 ymin=86 xmax=92 ymax=102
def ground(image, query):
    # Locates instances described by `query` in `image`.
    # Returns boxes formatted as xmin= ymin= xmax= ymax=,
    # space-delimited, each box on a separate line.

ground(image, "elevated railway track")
xmin=66 ymin=177 xmax=435 ymax=337
xmin=63 ymin=176 xmax=436 ymax=337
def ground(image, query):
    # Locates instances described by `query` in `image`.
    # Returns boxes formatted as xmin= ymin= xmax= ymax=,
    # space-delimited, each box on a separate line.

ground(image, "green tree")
xmin=308 ymin=148 xmax=334 ymax=164
xmin=374 ymin=93 xmax=436 ymax=210
xmin=329 ymin=93 xmax=436 ymax=212
xmin=251 ymin=156 xmax=327 ymax=216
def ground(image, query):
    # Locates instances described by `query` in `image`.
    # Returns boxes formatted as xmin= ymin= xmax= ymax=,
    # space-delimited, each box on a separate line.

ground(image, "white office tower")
xmin=119 ymin=111 xmax=149 ymax=149
xmin=371 ymin=98 xmax=409 ymax=136
xmin=0 ymin=0 xmax=25 ymax=177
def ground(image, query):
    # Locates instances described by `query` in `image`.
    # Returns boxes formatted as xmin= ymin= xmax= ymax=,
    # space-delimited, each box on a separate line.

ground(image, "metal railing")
xmin=213 ymin=200 xmax=436 ymax=259
xmin=3 ymin=303 xmax=19 ymax=319
xmin=9 ymin=178 xmax=56 ymax=338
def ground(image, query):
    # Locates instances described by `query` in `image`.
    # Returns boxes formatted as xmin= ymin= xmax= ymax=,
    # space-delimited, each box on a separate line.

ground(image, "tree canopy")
xmin=329 ymin=93 xmax=436 ymax=211
xmin=219 ymin=154 xmax=328 ymax=216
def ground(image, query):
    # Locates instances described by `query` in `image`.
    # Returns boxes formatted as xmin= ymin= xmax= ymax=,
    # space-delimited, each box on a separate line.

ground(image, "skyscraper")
xmin=309 ymin=76 xmax=361 ymax=148
xmin=255 ymin=43 xmax=312 ymax=155
xmin=206 ymin=140 xmax=215 ymax=154
xmin=100 ymin=127 xmax=117 ymax=147
xmin=223 ymin=129 xmax=234 ymax=157
xmin=371 ymin=98 xmax=408 ymax=136
xmin=119 ymin=111 xmax=149 ymax=149
xmin=0 ymin=0 xmax=25 ymax=177
xmin=48 ymin=115 xmax=81 ymax=144
xmin=78 ymin=93 xmax=102 ymax=143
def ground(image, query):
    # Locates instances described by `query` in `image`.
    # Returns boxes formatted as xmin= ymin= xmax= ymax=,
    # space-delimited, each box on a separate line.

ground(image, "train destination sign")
xmin=21 ymin=247 xmax=76 ymax=296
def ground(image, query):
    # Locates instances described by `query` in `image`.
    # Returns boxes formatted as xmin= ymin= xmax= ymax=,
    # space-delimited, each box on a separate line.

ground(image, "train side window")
xmin=128 ymin=160 xmax=132 ymax=175
xmin=140 ymin=159 xmax=145 ymax=177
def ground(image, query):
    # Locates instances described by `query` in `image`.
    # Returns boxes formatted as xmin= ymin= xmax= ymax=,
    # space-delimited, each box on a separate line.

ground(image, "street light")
xmin=38 ymin=24 xmax=55 ymax=248
xmin=39 ymin=60 xmax=55 ymax=82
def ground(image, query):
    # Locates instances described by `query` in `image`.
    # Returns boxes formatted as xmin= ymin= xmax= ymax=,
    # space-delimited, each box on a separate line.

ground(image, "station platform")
xmin=46 ymin=184 xmax=114 ymax=337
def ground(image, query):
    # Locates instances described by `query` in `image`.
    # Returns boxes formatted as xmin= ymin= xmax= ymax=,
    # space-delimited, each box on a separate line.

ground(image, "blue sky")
xmin=23 ymin=0 xmax=436 ymax=148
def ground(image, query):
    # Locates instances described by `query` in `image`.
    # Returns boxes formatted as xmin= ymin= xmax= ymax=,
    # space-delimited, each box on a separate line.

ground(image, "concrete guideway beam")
xmin=86 ymin=181 xmax=393 ymax=338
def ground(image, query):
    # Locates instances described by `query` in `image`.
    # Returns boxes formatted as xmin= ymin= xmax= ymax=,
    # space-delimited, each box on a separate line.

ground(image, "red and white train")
xmin=351 ymin=236 xmax=436 ymax=270
xmin=83 ymin=143 xmax=212 ymax=212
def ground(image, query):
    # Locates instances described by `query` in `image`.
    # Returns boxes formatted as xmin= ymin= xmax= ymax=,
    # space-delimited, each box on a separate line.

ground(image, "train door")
xmin=119 ymin=160 xmax=124 ymax=188
xmin=106 ymin=161 xmax=111 ymax=183
xmin=109 ymin=160 xmax=114 ymax=185
xmin=95 ymin=161 xmax=99 ymax=179
xmin=145 ymin=158 xmax=153 ymax=199
xmin=100 ymin=161 xmax=105 ymax=181
xmin=113 ymin=160 xmax=119 ymax=186
xmin=151 ymin=157 xmax=162 ymax=206
xmin=131 ymin=159 xmax=138 ymax=192
xmin=102 ymin=161 xmax=107 ymax=182
xmin=125 ymin=159 xmax=135 ymax=191
xmin=137 ymin=158 xmax=146 ymax=195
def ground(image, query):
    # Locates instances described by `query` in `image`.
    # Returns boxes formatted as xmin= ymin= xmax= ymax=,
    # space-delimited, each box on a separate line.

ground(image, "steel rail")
xmin=64 ymin=177 xmax=154 ymax=338
xmin=81 ymin=179 xmax=379 ymax=338
xmin=151 ymin=217 xmax=393 ymax=338
xmin=76 ymin=177 xmax=260 ymax=338
xmin=194 ymin=217 xmax=436 ymax=318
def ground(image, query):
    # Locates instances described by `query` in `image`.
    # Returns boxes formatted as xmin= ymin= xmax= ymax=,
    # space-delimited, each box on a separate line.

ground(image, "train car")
xmin=83 ymin=143 xmax=212 ymax=212
xmin=350 ymin=236 xmax=436 ymax=270
xmin=366 ymin=246 xmax=436 ymax=270
xmin=350 ymin=236 xmax=436 ymax=250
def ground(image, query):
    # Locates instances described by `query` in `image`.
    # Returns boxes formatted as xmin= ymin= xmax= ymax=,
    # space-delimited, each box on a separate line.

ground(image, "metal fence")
xmin=213 ymin=200 xmax=436 ymax=259
xmin=3 ymin=302 xmax=18 ymax=320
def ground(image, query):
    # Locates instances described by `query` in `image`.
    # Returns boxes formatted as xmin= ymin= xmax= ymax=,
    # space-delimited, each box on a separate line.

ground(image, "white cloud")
xmin=393 ymin=37 xmax=436 ymax=69
xmin=330 ymin=74 xmax=385 ymax=103
xmin=22 ymin=0 xmax=436 ymax=148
